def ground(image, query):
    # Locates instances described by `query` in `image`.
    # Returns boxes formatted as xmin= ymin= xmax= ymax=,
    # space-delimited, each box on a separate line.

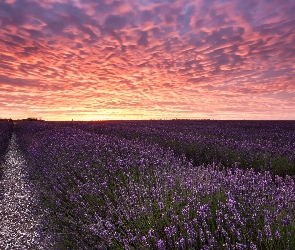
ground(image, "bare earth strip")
xmin=0 ymin=133 xmax=51 ymax=249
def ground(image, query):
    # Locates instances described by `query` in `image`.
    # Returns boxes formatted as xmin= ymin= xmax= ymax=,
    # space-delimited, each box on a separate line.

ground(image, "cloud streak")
xmin=0 ymin=0 xmax=295 ymax=120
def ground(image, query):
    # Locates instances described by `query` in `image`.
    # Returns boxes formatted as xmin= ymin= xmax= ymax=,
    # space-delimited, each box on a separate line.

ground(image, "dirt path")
xmin=0 ymin=133 xmax=50 ymax=249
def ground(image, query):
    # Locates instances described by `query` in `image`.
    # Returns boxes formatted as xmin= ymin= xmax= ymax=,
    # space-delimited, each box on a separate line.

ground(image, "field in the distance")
xmin=8 ymin=120 xmax=295 ymax=249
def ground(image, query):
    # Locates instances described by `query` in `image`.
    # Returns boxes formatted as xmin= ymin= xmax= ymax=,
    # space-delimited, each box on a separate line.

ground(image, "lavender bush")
xmin=16 ymin=121 xmax=295 ymax=249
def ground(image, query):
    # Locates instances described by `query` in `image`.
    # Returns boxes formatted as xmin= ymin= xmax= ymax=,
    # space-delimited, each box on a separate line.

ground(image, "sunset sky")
xmin=0 ymin=0 xmax=295 ymax=120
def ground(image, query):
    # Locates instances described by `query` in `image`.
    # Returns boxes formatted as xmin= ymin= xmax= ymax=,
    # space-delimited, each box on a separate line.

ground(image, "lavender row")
xmin=0 ymin=120 xmax=13 ymax=161
xmin=0 ymin=120 xmax=14 ymax=200
xmin=16 ymin=121 xmax=295 ymax=249
xmin=62 ymin=120 xmax=295 ymax=176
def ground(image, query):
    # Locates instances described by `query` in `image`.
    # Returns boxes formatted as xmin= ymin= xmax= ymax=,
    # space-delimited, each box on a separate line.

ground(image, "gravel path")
xmin=0 ymin=133 xmax=51 ymax=249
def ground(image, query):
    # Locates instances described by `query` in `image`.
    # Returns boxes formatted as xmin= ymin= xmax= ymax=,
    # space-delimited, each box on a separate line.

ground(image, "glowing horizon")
xmin=0 ymin=0 xmax=295 ymax=121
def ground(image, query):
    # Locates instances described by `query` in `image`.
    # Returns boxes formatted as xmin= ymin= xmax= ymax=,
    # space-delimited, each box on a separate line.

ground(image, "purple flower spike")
xmin=157 ymin=239 xmax=165 ymax=250
xmin=158 ymin=202 xmax=164 ymax=210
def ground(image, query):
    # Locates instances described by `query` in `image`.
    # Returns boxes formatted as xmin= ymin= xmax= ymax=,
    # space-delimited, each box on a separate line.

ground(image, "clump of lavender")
xmin=0 ymin=120 xmax=14 ymax=198
xmin=16 ymin=121 xmax=295 ymax=249
xmin=0 ymin=121 xmax=13 ymax=162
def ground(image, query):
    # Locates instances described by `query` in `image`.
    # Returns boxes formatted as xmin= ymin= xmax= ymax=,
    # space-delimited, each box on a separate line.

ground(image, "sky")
xmin=0 ymin=0 xmax=295 ymax=121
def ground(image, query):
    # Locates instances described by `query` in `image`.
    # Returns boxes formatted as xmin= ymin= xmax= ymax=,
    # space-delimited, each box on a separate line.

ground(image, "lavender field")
xmin=2 ymin=120 xmax=295 ymax=249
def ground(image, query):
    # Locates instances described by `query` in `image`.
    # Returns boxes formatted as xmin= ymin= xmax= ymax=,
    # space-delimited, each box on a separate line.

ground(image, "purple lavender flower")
xmin=249 ymin=242 xmax=258 ymax=250
xmin=148 ymin=229 xmax=154 ymax=238
xmin=158 ymin=202 xmax=164 ymax=210
xmin=179 ymin=237 xmax=185 ymax=249
xmin=264 ymin=224 xmax=272 ymax=240
xmin=157 ymin=239 xmax=165 ymax=250
xmin=275 ymin=230 xmax=281 ymax=239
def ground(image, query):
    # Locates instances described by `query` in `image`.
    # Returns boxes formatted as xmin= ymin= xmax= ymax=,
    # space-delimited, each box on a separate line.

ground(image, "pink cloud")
xmin=0 ymin=0 xmax=294 ymax=120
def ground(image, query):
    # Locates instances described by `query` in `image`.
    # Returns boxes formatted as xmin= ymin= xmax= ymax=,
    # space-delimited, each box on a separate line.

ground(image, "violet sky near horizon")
xmin=0 ymin=0 xmax=295 ymax=120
